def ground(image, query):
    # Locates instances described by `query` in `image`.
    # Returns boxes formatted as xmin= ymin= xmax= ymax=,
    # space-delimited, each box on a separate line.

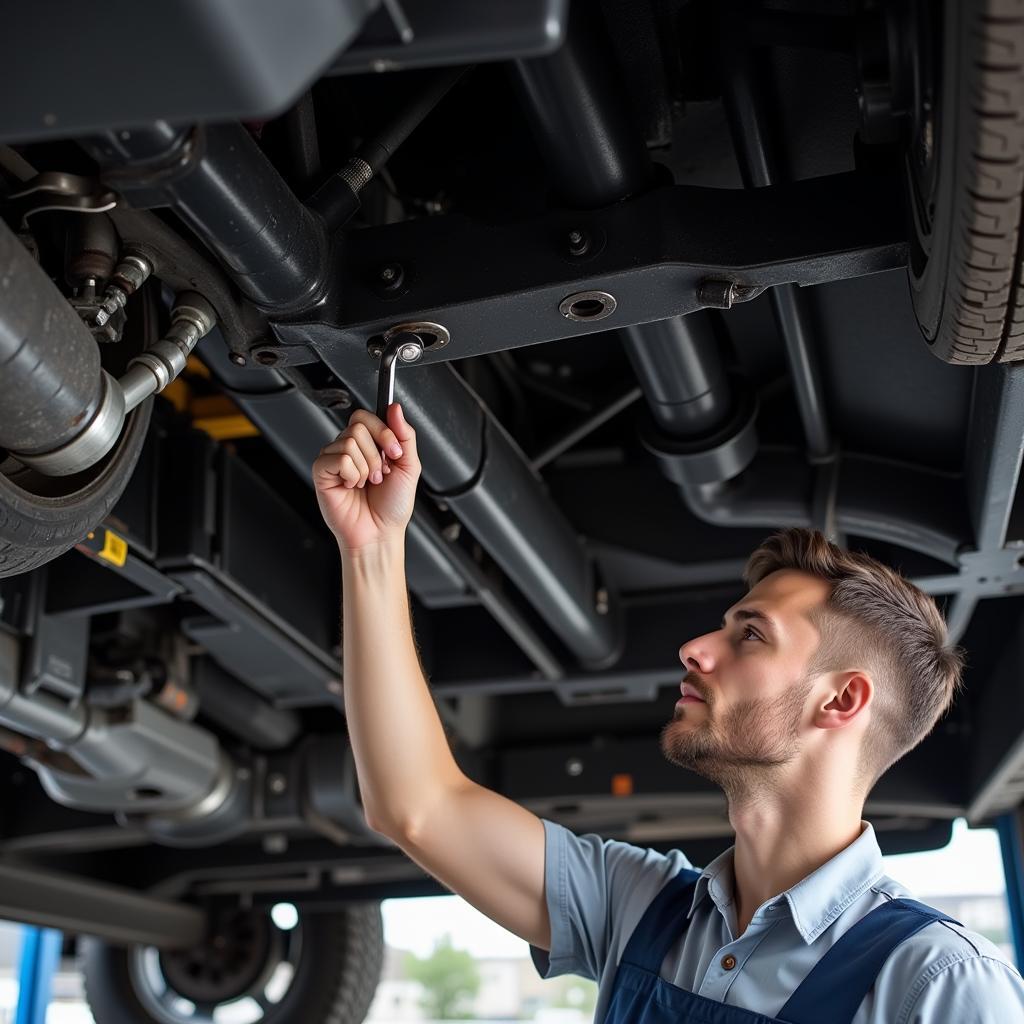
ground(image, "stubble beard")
xmin=659 ymin=677 xmax=811 ymax=803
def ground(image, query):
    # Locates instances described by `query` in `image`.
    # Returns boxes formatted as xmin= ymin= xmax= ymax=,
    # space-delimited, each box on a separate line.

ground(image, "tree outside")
xmin=403 ymin=933 xmax=481 ymax=1019
xmin=549 ymin=976 xmax=598 ymax=1018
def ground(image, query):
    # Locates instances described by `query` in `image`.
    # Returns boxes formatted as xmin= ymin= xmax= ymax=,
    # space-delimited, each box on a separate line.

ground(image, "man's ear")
xmin=814 ymin=672 xmax=872 ymax=731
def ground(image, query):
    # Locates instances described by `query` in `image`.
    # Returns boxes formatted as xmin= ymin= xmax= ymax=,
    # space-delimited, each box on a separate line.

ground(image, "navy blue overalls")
xmin=603 ymin=867 xmax=959 ymax=1024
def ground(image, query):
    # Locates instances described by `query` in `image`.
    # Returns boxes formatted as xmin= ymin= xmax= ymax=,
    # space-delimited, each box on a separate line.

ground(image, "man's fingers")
xmin=341 ymin=438 xmax=370 ymax=486
xmin=348 ymin=422 xmax=385 ymax=482
xmin=312 ymin=450 xmax=356 ymax=489
xmin=349 ymin=406 xmax=409 ymax=461
xmin=387 ymin=403 xmax=416 ymax=453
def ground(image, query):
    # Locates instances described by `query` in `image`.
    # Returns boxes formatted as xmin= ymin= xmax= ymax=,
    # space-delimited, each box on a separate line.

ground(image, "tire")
xmin=909 ymin=0 xmax=1024 ymax=364
xmin=80 ymin=902 xmax=385 ymax=1024
xmin=0 ymin=402 xmax=152 ymax=578
xmin=0 ymin=286 xmax=158 ymax=578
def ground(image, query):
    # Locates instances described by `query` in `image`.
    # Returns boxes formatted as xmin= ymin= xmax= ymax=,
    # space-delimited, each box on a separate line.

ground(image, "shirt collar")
xmin=687 ymin=821 xmax=885 ymax=945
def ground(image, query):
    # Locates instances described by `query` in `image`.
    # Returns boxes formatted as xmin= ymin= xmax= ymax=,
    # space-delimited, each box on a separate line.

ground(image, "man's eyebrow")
xmin=721 ymin=608 xmax=779 ymax=635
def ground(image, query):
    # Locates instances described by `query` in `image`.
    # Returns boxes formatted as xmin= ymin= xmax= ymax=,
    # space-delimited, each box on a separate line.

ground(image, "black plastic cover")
xmin=0 ymin=0 xmax=377 ymax=144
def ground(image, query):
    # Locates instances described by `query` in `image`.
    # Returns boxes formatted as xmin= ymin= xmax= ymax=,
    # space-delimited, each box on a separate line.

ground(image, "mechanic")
xmin=312 ymin=403 xmax=1024 ymax=1024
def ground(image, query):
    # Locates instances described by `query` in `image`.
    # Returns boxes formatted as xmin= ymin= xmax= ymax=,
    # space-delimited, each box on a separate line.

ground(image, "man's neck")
xmin=725 ymin=779 xmax=864 ymax=936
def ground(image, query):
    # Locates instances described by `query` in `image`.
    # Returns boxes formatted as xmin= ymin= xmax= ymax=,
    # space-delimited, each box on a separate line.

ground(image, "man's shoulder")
xmin=867 ymin=879 xmax=1023 ymax=998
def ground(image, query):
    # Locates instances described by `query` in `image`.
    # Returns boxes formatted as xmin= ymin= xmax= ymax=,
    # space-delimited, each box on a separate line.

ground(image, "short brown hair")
xmin=743 ymin=528 xmax=964 ymax=789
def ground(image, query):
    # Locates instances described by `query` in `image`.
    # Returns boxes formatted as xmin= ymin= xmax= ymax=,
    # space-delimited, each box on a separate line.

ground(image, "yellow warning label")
xmin=97 ymin=529 xmax=128 ymax=567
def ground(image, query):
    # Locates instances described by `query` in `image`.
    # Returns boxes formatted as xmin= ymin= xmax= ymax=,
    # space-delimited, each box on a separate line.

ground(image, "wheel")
xmin=909 ymin=0 xmax=1024 ymax=364
xmin=80 ymin=902 xmax=384 ymax=1024
xmin=0 ymin=285 xmax=157 ymax=578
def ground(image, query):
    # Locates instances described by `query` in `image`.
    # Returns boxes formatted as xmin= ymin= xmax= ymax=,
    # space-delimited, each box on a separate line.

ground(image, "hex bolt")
xmin=399 ymin=341 xmax=424 ymax=363
xmin=229 ymin=352 xmax=247 ymax=367
xmin=566 ymin=757 xmax=584 ymax=777
xmin=567 ymin=229 xmax=590 ymax=257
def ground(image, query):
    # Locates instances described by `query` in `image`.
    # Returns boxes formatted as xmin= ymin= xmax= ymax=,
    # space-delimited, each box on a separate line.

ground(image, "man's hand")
xmin=312 ymin=403 xmax=421 ymax=553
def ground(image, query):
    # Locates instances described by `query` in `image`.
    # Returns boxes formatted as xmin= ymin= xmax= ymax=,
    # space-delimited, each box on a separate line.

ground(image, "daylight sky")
xmin=381 ymin=817 xmax=1007 ymax=960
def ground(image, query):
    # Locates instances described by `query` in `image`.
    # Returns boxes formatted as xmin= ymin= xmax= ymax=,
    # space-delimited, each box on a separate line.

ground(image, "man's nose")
xmin=679 ymin=633 xmax=716 ymax=674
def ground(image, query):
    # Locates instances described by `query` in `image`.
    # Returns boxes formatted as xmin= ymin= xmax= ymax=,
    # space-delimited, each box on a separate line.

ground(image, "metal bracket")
xmin=956 ymin=544 xmax=1024 ymax=596
xmin=368 ymin=320 xmax=450 ymax=359
xmin=5 ymin=172 xmax=117 ymax=229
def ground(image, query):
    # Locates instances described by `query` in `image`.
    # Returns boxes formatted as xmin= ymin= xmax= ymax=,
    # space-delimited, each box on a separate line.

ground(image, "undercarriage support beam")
xmin=0 ymin=861 xmax=205 ymax=949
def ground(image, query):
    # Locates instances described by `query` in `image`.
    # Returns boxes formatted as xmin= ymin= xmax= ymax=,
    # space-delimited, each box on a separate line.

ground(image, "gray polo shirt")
xmin=529 ymin=818 xmax=1024 ymax=1023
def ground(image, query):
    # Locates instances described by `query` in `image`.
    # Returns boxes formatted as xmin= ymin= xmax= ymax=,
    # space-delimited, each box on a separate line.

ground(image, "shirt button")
xmin=721 ymin=954 xmax=737 ymax=971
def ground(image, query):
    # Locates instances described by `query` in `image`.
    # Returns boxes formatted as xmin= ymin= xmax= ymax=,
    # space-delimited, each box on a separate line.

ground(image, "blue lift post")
xmin=15 ymin=927 xmax=62 ymax=1024
xmin=998 ymin=811 xmax=1024 ymax=970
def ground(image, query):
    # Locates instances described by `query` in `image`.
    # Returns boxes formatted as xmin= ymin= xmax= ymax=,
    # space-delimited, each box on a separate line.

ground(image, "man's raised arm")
xmin=313 ymin=403 xmax=551 ymax=951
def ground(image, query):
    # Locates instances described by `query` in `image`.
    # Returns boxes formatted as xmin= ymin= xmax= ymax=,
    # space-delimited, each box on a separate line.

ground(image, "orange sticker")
xmin=611 ymin=773 xmax=633 ymax=797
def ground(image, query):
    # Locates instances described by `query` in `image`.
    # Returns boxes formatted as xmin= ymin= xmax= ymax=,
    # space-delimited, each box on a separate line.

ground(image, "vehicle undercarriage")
xmin=2 ymin=0 xmax=1024 ymax=1019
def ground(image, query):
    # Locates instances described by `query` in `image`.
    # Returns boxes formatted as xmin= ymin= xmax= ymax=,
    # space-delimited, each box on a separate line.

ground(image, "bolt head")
xmin=229 ymin=352 xmax=247 ymax=367
xmin=263 ymin=834 xmax=288 ymax=855
xmin=567 ymin=229 xmax=590 ymax=256
xmin=378 ymin=263 xmax=404 ymax=290
xmin=566 ymin=758 xmax=584 ymax=777
xmin=399 ymin=342 xmax=423 ymax=362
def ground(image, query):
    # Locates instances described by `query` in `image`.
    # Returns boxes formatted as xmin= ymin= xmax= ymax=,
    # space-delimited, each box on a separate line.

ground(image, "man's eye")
xmin=742 ymin=626 xmax=762 ymax=642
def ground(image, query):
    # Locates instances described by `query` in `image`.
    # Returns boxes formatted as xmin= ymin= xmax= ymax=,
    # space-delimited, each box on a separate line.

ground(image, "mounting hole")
xmin=559 ymin=290 xmax=617 ymax=322
xmin=129 ymin=787 xmax=163 ymax=800
xmin=254 ymin=350 xmax=279 ymax=366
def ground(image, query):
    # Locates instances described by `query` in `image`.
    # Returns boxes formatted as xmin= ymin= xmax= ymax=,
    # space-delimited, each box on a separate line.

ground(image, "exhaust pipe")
xmin=0 ymin=217 xmax=108 ymax=465
xmin=0 ymin=218 xmax=217 ymax=476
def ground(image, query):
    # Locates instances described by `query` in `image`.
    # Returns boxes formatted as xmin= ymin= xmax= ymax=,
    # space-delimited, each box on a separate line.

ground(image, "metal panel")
xmin=174 ymin=570 xmax=338 ymax=707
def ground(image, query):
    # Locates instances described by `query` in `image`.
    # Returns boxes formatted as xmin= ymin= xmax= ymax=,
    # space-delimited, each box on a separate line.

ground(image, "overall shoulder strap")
xmin=619 ymin=867 xmax=702 ymax=973
xmin=777 ymin=898 xmax=961 ymax=1024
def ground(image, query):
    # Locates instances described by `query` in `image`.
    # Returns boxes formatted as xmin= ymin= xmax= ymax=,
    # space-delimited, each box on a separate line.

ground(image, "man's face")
xmin=660 ymin=569 xmax=830 ymax=791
